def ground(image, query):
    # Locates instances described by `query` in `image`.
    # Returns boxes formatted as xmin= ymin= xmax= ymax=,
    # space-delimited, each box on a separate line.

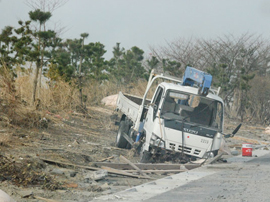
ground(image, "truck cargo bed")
xmin=116 ymin=92 xmax=150 ymax=123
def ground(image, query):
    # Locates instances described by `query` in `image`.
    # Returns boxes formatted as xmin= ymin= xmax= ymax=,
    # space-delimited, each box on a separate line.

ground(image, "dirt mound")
xmin=101 ymin=94 xmax=118 ymax=107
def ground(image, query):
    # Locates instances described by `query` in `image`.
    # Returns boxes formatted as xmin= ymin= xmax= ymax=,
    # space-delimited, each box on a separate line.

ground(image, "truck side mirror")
xmin=223 ymin=123 xmax=242 ymax=138
xmin=231 ymin=123 xmax=242 ymax=137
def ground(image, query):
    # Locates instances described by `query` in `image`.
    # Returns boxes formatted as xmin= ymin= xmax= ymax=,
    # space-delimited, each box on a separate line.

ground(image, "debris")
xmin=97 ymin=156 xmax=114 ymax=162
xmin=84 ymin=170 xmax=108 ymax=181
xmin=17 ymin=190 xmax=33 ymax=198
xmin=205 ymin=152 xmax=225 ymax=164
xmin=34 ymin=195 xmax=61 ymax=202
xmin=0 ymin=155 xmax=61 ymax=190
xmin=90 ymin=184 xmax=103 ymax=192
xmin=100 ymin=182 xmax=110 ymax=190
xmin=63 ymin=183 xmax=78 ymax=188
xmin=40 ymin=158 xmax=100 ymax=171
xmin=50 ymin=168 xmax=65 ymax=175
xmin=265 ymin=126 xmax=270 ymax=134
xmin=100 ymin=166 xmax=152 ymax=179
xmin=42 ymin=148 xmax=65 ymax=151
xmin=231 ymin=150 xmax=239 ymax=156
xmin=72 ymin=139 xmax=80 ymax=145
xmin=124 ymin=169 xmax=184 ymax=174
xmin=94 ymin=162 xmax=194 ymax=170
xmin=120 ymin=155 xmax=147 ymax=177
xmin=70 ymin=171 xmax=77 ymax=177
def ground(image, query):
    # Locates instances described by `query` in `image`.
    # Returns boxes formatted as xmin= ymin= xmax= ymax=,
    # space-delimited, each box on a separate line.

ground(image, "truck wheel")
xmin=140 ymin=150 xmax=151 ymax=163
xmin=116 ymin=121 xmax=129 ymax=148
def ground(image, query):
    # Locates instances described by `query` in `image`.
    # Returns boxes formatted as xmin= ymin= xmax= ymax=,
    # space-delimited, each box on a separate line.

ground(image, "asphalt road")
xmin=147 ymin=152 xmax=270 ymax=202
xmin=94 ymin=150 xmax=270 ymax=202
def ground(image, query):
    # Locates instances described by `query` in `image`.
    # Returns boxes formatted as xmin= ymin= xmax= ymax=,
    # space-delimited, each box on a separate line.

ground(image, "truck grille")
xmin=178 ymin=145 xmax=192 ymax=153
xmin=194 ymin=149 xmax=201 ymax=155
xmin=168 ymin=142 xmax=201 ymax=156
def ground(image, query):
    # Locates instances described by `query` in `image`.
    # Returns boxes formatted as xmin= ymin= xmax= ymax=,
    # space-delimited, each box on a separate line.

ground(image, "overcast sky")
xmin=1 ymin=0 xmax=270 ymax=59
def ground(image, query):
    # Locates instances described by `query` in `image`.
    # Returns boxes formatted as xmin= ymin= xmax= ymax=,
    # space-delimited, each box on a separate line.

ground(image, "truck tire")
xmin=115 ymin=121 xmax=129 ymax=148
xmin=140 ymin=150 xmax=151 ymax=163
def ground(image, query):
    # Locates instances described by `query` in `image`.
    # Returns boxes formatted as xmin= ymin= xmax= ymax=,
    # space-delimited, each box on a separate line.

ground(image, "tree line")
xmin=1 ymin=2 xmax=270 ymax=124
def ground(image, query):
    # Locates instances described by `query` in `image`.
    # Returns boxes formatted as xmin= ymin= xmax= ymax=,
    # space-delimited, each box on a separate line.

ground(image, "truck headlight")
xmin=150 ymin=133 xmax=165 ymax=148
xmin=203 ymin=151 xmax=214 ymax=159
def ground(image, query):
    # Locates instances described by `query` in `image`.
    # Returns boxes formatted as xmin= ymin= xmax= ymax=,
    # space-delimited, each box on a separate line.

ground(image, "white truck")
xmin=115 ymin=66 xmax=241 ymax=163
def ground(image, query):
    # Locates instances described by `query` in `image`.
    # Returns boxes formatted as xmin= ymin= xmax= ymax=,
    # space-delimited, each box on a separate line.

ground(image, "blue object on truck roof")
xmin=182 ymin=66 xmax=212 ymax=96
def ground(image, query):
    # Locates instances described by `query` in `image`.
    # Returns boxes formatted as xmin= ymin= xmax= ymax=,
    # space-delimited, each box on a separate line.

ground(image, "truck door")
xmin=144 ymin=86 xmax=164 ymax=143
xmin=152 ymin=86 xmax=164 ymax=120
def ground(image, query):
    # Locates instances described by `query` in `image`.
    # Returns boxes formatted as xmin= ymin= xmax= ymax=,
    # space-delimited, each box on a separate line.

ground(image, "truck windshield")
xmin=161 ymin=91 xmax=223 ymax=130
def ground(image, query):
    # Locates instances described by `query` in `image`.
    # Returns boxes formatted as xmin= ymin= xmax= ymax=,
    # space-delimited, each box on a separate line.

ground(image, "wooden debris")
xmin=97 ymin=156 xmax=114 ymax=162
xmin=40 ymin=158 xmax=151 ymax=179
xmin=42 ymin=148 xmax=65 ymax=151
xmin=124 ymin=169 xmax=185 ymax=174
xmin=93 ymin=162 xmax=196 ymax=170
xmin=34 ymin=196 xmax=61 ymax=202
xmin=40 ymin=158 xmax=100 ymax=171
xmin=205 ymin=152 xmax=225 ymax=164
xmin=85 ymin=170 xmax=108 ymax=181
xmin=120 ymin=155 xmax=147 ymax=176
xmin=63 ymin=183 xmax=78 ymax=188
xmin=100 ymin=166 xmax=151 ymax=179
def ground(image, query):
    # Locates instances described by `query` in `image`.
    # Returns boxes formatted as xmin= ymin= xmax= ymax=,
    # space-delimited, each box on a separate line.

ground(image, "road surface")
xmin=94 ymin=150 xmax=270 ymax=202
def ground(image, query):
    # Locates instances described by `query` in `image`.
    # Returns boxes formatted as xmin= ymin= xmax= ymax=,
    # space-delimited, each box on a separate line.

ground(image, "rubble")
xmin=84 ymin=170 xmax=108 ymax=181
xmin=265 ymin=126 xmax=270 ymax=134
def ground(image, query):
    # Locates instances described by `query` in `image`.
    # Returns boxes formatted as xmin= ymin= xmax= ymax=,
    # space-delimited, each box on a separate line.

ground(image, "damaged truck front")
xmin=115 ymin=66 xmax=239 ymax=163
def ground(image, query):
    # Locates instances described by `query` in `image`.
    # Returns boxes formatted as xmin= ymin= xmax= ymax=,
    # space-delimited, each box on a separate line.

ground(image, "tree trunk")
xmin=32 ymin=61 xmax=40 ymax=106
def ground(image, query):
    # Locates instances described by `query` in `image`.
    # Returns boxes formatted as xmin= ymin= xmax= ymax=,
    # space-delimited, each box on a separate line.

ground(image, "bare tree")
xmin=150 ymin=34 xmax=270 ymax=122
xmin=25 ymin=0 xmax=68 ymax=12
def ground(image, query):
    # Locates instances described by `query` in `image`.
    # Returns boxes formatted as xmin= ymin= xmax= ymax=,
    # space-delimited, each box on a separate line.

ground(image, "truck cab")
xmin=141 ymin=82 xmax=224 ymax=161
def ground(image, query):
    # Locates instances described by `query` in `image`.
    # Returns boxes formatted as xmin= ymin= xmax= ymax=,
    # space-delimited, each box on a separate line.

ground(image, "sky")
xmin=1 ymin=0 xmax=270 ymax=59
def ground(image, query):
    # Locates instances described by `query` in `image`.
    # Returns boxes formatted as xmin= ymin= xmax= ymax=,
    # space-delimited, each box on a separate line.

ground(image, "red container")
xmin=242 ymin=143 xmax=253 ymax=157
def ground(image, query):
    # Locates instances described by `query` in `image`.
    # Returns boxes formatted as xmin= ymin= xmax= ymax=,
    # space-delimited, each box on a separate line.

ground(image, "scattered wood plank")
xmin=40 ymin=158 xmax=100 ymax=171
xmin=34 ymin=196 xmax=61 ymax=202
xmin=40 ymin=158 xmax=151 ymax=179
xmin=97 ymin=156 xmax=114 ymax=162
xmin=100 ymin=166 xmax=151 ymax=179
xmin=120 ymin=155 xmax=147 ymax=176
xmin=63 ymin=183 xmax=78 ymax=188
xmin=42 ymin=148 xmax=65 ymax=151
xmin=205 ymin=152 xmax=225 ymax=165
xmin=93 ymin=162 xmax=189 ymax=170
xmin=124 ymin=169 xmax=185 ymax=174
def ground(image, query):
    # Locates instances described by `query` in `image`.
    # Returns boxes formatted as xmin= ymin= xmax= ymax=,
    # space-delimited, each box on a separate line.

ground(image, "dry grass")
xmin=1 ymin=60 xmax=153 ymax=128
xmin=84 ymin=78 xmax=155 ymax=106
